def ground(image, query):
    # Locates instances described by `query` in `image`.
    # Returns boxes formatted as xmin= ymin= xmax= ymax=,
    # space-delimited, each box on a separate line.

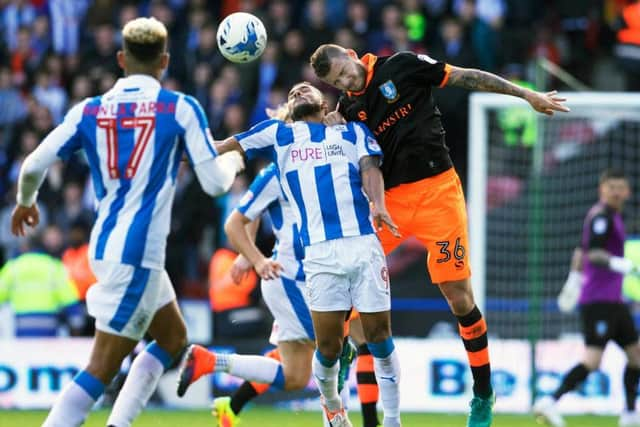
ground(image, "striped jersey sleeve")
xmin=28 ymin=99 xmax=89 ymax=169
xmin=236 ymin=163 xmax=281 ymax=221
xmin=234 ymin=119 xmax=283 ymax=159
xmin=353 ymin=122 xmax=383 ymax=161
xmin=175 ymin=95 xmax=218 ymax=166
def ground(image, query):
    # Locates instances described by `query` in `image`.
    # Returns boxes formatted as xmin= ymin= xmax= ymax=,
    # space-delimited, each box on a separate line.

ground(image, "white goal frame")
xmin=467 ymin=92 xmax=640 ymax=313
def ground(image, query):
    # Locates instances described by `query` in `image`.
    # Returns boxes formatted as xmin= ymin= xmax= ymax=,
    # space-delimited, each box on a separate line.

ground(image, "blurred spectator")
xmin=368 ymin=3 xmax=401 ymax=53
xmin=249 ymin=42 xmax=279 ymax=124
xmin=0 ymin=225 xmax=84 ymax=337
xmin=208 ymin=247 xmax=262 ymax=338
xmin=264 ymin=0 xmax=292 ymax=42
xmin=614 ymin=0 xmax=640 ymax=91
xmin=2 ymin=0 xmax=36 ymax=52
xmin=401 ymin=0 xmax=427 ymax=43
xmin=215 ymin=174 xmax=249 ymax=249
xmin=208 ymin=78 xmax=232 ymax=138
xmin=456 ymin=0 xmax=505 ymax=71
xmin=10 ymin=26 xmax=38 ymax=86
xmin=222 ymin=103 xmax=247 ymax=135
xmin=32 ymin=68 xmax=68 ymax=124
xmin=80 ymin=23 xmax=120 ymax=82
xmin=68 ymin=74 xmax=93 ymax=107
xmin=277 ymin=29 xmax=306 ymax=87
xmin=188 ymin=23 xmax=224 ymax=75
xmin=166 ymin=163 xmax=218 ymax=295
xmin=30 ymin=14 xmax=51 ymax=62
xmin=0 ymin=65 xmax=28 ymax=126
xmin=52 ymin=181 xmax=95 ymax=236
xmin=333 ymin=27 xmax=365 ymax=55
xmin=347 ymin=0 xmax=371 ymax=40
xmin=304 ymin=0 xmax=334 ymax=57
xmin=48 ymin=0 xmax=88 ymax=55
xmin=61 ymin=219 xmax=95 ymax=301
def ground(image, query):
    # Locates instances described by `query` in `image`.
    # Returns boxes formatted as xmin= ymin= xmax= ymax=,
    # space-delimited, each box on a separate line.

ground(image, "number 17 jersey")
xmin=37 ymin=74 xmax=218 ymax=269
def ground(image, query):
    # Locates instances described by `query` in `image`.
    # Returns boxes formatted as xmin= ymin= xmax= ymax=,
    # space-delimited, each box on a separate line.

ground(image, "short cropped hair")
xmin=122 ymin=17 xmax=168 ymax=63
xmin=600 ymin=168 xmax=627 ymax=184
xmin=310 ymin=44 xmax=347 ymax=78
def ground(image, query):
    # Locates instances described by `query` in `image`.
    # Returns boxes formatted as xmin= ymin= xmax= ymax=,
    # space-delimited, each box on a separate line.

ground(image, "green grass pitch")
xmin=0 ymin=408 xmax=617 ymax=427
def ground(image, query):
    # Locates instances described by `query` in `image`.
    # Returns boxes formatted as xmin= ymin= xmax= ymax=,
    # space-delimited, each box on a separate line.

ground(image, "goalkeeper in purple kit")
xmin=536 ymin=169 xmax=640 ymax=427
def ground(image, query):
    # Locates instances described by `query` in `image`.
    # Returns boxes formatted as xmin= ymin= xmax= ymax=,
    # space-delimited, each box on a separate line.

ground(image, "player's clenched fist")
xmin=11 ymin=204 xmax=40 ymax=236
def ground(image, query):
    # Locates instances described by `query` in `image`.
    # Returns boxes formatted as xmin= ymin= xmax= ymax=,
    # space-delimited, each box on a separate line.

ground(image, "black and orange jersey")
xmin=338 ymin=51 xmax=453 ymax=189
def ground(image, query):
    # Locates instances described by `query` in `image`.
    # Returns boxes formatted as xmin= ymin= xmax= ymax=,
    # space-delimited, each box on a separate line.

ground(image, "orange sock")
xmin=356 ymin=344 xmax=380 ymax=427
xmin=457 ymin=306 xmax=492 ymax=397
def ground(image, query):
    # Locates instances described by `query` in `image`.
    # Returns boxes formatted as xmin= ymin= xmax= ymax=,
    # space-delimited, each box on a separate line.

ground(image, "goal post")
xmin=468 ymin=92 xmax=640 ymax=340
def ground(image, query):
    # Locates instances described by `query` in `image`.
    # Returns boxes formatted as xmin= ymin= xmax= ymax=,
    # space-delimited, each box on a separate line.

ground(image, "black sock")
xmin=624 ymin=365 xmax=640 ymax=411
xmin=553 ymin=363 xmax=590 ymax=400
xmin=230 ymin=381 xmax=259 ymax=415
xmin=361 ymin=403 xmax=379 ymax=427
xmin=456 ymin=305 xmax=492 ymax=398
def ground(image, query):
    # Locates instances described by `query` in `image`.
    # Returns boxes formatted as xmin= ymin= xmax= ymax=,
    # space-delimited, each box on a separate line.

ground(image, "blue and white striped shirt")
xmin=236 ymin=163 xmax=305 ymax=281
xmin=28 ymin=75 xmax=218 ymax=269
xmin=235 ymin=120 xmax=381 ymax=246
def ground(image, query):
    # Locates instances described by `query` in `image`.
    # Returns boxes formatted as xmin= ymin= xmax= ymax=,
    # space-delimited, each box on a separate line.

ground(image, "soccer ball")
xmin=216 ymin=12 xmax=267 ymax=63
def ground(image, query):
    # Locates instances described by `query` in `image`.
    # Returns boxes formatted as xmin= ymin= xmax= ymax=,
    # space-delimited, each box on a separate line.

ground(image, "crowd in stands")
xmin=0 ymin=0 xmax=636 ymax=335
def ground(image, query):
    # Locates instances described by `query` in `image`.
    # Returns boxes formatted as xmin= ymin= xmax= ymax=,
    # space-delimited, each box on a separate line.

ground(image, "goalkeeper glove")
xmin=557 ymin=271 xmax=583 ymax=313
xmin=609 ymin=256 xmax=640 ymax=276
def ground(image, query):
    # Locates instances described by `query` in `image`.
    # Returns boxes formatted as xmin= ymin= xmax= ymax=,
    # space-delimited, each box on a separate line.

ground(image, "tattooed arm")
xmin=446 ymin=66 xmax=570 ymax=116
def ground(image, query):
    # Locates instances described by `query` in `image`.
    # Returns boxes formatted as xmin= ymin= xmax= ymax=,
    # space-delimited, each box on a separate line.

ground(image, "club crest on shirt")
xmin=592 ymin=217 xmax=608 ymax=235
xmin=379 ymin=80 xmax=399 ymax=103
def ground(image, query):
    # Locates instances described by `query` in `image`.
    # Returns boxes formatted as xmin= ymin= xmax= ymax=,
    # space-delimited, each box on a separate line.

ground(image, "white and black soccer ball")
xmin=216 ymin=12 xmax=267 ymax=63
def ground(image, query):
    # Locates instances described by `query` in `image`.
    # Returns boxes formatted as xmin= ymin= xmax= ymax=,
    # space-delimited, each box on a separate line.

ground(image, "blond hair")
xmin=122 ymin=17 xmax=167 ymax=63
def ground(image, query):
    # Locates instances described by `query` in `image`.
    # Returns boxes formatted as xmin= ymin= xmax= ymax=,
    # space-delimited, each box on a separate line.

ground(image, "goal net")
xmin=468 ymin=93 xmax=640 ymax=341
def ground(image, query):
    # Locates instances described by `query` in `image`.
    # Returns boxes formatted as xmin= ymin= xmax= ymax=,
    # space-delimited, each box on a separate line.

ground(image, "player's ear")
xmin=346 ymin=49 xmax=358 ymax=60
xmin=116 ymin=50 xmax=126 ymax=70
xmin=160 ymin=53 xmax=170 ymax=70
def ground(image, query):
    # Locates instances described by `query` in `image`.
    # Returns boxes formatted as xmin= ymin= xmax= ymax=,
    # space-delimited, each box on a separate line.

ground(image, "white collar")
xmin=112 ymin=74 xmax=161 ymax=91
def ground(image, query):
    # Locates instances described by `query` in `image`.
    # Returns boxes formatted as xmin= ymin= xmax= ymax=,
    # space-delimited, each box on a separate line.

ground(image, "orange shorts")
xmin=377 ymin=168 xmax=471 ymax=284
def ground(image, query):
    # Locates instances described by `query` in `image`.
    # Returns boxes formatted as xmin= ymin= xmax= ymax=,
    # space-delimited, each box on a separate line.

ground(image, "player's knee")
xmin=445 ymin=291 xmax=474 ymax=315
xmin=362 ymin=318 xmax=391 ymax=344
xmin=156 ymin=325 xmax=188 ymax=356
xmin=284 ymin=371 xmax=310 ymax=391
xmin=316 ymin=338 xmax=342 ymax=362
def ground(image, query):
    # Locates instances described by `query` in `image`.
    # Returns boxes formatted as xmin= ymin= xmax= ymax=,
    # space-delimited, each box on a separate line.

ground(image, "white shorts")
xmin=303 ymin=234 xmax=391 ymax=313
xmin=87 ymin=260 xmax=176 ymax=340
xmin=262 ymin=275 xmax=315 ymax=344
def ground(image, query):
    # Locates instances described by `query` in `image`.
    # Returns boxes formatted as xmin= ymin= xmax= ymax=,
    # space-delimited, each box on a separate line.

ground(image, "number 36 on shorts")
xmin=435 ymin=237 xmax=466 ymax=264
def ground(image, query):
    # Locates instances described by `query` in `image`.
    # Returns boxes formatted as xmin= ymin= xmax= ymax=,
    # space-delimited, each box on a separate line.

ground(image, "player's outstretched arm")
xmin=359 ymin=156 xmax=400 ymax=237
xmin=11 ymin=126 xmax=66 ymax=236
xmin=446 ymin=66 xmax=570 ymax=116
xmin=224 ymin=210 xmax=282 ymax=280
xmin=588 ymin=248 xmax=639 ymax=275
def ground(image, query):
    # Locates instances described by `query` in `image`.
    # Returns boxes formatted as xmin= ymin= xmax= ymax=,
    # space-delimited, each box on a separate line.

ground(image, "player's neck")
xmin=300 ymin=113 xmax=324 ymax=124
